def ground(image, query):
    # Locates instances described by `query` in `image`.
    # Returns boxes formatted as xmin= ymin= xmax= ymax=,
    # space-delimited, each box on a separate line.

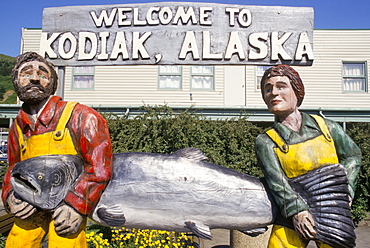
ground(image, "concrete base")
xmin=230 ymin=226 xmax=272 ymax=248
xmin=230 ymin=226 xmax=315 ymax=248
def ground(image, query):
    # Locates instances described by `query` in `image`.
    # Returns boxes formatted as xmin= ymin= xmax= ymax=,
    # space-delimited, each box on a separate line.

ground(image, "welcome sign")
xmin=41 ymin=2 xmax=314 ymax=66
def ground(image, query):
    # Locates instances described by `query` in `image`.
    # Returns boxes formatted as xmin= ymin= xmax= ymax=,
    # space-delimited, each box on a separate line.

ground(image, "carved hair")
xmin=12 ymin=52 xmax=58 ymax=96
xmin=260 ymin=65 xmax=305 ymax=107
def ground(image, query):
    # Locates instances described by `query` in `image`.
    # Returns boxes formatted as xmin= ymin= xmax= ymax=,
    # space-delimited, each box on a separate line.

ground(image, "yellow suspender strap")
xmin=15 ymin=119 xmax=26 ymax=153
xmin=265 ymin=128 xmax=289 ymax=153
xmin=53 ymin=102 xmax=78 ymax=141
xmin=265 ymin=115 xmax=332 ymax=154
xmin=15 ymin=101 xmax=78 ymax=150
xmin=310 ymin=115 xmax=332 ymax=142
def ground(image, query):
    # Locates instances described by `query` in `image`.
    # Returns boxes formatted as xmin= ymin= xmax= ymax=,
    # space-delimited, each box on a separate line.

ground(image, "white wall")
xmin=63 ymin=65 xmax=225 ymax=106
xmin=224 ymin=66 xmax=245 ymax=106
xmin=245 ymin=30 xmax=370 ymax=109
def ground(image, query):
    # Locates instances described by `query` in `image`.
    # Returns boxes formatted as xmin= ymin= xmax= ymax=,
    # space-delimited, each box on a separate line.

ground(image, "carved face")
xmin=263 ymin=76 xmax=298 ymax=117
xmin=15 ymin=61 xmax=54 ymax=104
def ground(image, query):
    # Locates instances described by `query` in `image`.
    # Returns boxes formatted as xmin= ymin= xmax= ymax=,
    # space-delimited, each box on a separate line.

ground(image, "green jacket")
xmin=255 ymin=112 xmax=361 ymax=218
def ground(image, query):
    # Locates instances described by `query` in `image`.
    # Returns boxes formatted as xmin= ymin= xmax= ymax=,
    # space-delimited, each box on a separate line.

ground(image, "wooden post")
xmin=56 ymin=66 xmax=65 ymax=99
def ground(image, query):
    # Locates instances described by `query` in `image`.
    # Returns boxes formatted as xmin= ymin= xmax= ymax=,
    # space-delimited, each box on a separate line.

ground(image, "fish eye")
xmin=37 ymin=174 xmax=43 ymax=180
xmin=52 ymin=173 xmax=62 ymax=186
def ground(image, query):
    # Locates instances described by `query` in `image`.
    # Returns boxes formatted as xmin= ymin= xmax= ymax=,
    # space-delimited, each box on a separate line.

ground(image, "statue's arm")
xmin=2 ymin=122 xmax=37 ymax=218
xmin=255 ymin=134 xmax=308 ymax=218
xmin=326 ymin=119 xmax=361 ymax=198
xmin=1 ymin=122 xmax=20 ymax=206
xmin=64 ymin=104 xmax=113 ymax=216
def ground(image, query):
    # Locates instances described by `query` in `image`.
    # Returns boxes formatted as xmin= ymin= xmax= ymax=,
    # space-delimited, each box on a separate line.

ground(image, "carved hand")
xmin=7 ymin=192 xmax=37 ymax=219
xmin=293 ymin=210 xmax=316 ymax=240
xmin=53 ymin=204 xmax=84 ymax=237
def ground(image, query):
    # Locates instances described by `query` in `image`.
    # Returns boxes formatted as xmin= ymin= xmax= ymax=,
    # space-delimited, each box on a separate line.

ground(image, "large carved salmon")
xmin=10 ymin=148 xmax=276 ymax=239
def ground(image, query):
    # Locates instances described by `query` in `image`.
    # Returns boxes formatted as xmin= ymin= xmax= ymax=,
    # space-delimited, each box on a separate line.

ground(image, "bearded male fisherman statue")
xmin=1 ymin=52 xmax=113 ymax=248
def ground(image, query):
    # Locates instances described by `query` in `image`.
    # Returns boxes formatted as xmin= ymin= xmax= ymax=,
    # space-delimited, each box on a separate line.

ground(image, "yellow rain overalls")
xmin=6 ymin=102 xmax=87 ymax=248
xmin=265 ymin=115 xmax=337 ymax=248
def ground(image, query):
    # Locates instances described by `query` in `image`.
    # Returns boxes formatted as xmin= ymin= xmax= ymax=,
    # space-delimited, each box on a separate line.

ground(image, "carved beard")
xmin=15 ymin=83 xmax=55 ymax=105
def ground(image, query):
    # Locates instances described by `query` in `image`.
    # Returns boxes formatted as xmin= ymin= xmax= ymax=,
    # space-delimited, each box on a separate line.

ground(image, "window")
xmin=343 ymin=62 xmax=367 ymax=92
xmin=191 ymin=66 xmax=214 ymax=90
xmin=158 ymin=65 xmax=182 ymax=89
xmin=256 ymin=66 xmax=271 ymax=90
xmin=72 ymin=66 xmax=95 ymax=90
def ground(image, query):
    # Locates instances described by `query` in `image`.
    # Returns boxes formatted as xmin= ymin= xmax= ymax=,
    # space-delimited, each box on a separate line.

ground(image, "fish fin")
xmin=97 ymin=206 xmax=126 ymax=227
xmin=240 ymin=227 xmax=268 ymax=237
xmin=172 ymin=148 xmax=208 ymax=161
xmin=185 ymin=221 xmax=212 ymax=240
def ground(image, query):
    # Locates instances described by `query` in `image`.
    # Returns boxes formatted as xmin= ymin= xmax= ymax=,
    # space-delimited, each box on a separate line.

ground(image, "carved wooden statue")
xmin=255 ymin=65 xmax=361 ymax=248
xmin=1 ymin=52 xmax=113 ymax=248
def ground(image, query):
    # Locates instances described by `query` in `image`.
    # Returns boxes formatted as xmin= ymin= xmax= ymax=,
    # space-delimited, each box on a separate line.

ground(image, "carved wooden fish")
xmin=10 ymin=148 xmax=276 ymax=239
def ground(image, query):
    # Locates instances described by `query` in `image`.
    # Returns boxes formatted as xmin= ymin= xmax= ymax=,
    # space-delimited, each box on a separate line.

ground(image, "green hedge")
xmin=347 ymin=123 xmax=370 ymax=222
xmin=105 ymin=105 xmax=369 ymax=223
xmin=106 ymin=105 xmax=263 ymax=177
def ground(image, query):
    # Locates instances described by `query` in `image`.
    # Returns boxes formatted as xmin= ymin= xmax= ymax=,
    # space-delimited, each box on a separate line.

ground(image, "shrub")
xmin=106 ymin=105 xmax=263 ymax=177
xmin=347 ymin=123 xmax=370 ymax=223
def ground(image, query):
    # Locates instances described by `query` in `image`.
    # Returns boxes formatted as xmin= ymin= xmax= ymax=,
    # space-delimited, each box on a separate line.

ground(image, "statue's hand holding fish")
xmin=53 ymin=203 xmax=84 ymax=237
xmin=7 ymin=192 xmax=37 ymax=219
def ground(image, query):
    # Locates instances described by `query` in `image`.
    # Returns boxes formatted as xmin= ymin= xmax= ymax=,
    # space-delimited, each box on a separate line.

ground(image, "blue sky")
xmin=1 ymin=0 xmax=369 ymax=57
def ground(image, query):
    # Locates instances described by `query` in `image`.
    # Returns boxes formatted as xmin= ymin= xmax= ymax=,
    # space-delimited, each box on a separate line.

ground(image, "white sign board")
xmin=41 ymin=2 xmax=314 ymax=66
